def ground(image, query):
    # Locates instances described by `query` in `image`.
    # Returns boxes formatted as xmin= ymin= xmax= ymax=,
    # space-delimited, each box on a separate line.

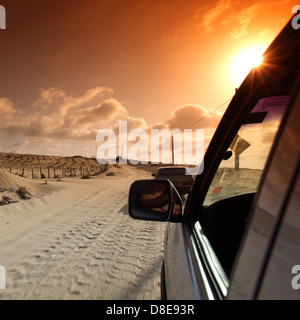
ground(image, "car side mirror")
xmin=129 ymin=179 xmax=183 ymax=222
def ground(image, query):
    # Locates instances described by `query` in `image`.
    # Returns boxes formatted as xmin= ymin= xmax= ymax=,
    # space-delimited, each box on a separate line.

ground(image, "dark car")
xmin=128 ymin=17 xmax=300 ymax=300
xmin=151 ymin=166 xmax=194 ymax=195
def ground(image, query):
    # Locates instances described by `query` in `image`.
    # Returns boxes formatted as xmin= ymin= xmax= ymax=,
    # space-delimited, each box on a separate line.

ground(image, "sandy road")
xmin=0 ymin=165 xmax=167 ymax=300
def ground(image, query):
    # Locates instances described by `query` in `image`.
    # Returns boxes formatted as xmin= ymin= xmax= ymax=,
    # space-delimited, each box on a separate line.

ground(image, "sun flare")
xmin=231 ymin=45 xmax=266 ymax=85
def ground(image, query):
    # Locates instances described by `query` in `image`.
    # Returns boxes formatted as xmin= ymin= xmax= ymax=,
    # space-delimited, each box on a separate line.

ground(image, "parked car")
xmin=128 ymin=17 xmax=300 ymax=300
xmin=151 ymin=166 xmax=194 ymax=195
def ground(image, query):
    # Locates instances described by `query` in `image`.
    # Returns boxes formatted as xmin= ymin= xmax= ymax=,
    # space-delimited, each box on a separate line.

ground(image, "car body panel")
xmin=164 ymin=223 xmax=202 ymax=300
xmin=258 ymin=169 xmax=300 ymax=299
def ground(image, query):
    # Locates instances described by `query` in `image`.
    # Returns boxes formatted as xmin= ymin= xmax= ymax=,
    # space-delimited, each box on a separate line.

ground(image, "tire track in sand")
xmin=0 ymin=165 xmax=166 ymax=299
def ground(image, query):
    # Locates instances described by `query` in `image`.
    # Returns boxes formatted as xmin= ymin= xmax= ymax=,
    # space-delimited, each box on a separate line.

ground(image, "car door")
xmin=164 ymin=20 xmax=300 ymax=300
xmin=165 ymin=93 xmax=293 ymax=299
xmin=227 ymin=75 xmax=300 ymax=300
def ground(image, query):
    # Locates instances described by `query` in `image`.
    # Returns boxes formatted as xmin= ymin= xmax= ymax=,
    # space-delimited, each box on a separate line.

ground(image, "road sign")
xmin=229 ymin=134 xmax=250 ymax=155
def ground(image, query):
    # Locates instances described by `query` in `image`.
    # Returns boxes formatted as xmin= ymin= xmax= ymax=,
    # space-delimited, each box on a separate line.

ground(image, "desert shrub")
xmin=0 ymin=195 xmax=16 ymax=206
xmin=106 ymin=172 xmax=115 ymax=176
xmin=41 ymin=173 xmax=46 ymax=179
xmin=81 ymin=175 xmax=90 ymax=179
xmin=16 ymin=187 xmax=31 ymax=200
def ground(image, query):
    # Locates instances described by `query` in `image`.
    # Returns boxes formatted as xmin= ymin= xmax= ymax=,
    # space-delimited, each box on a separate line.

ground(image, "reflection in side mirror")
xmin=129 ymin=179 xmax=182 ymax=221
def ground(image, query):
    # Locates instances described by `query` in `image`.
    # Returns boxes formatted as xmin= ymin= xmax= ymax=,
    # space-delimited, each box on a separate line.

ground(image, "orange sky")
xmin=0 ymin=0 xmax=296 ymax=157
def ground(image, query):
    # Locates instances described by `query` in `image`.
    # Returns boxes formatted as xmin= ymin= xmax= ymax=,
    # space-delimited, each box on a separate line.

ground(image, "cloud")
xmin=227 ymin=4 xmax=261 ymax=39
xmin=100 ymin=104 xmax=222 ymax=148
xmin=258 ymin=28 xmax=271 ymax=38
xmin=0 ymin=87 xmax=222 ymax=158
xmin=198 ymin=0 xmax=232 ymax=32
xmin=0 ymin=87 xmax=126 ymax=141
xmin=31 ymin=86 xmax=113 ymax=116
xmin=0 ymin=97 xmax=19 ymax=115
xmin=197 ymin=1 xmax=262 ymax=39
xmin=163 ymin=104 xmax=222 ymax=130
xmin=69 ymin=98 xmax=128 ymax=127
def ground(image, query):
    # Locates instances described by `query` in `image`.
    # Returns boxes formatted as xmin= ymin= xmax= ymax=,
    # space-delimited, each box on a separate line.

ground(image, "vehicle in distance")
xmin=128 ymin=16 xmax=300 ymax=300
xmin=151 ymin=167 xmax=193 ymax=195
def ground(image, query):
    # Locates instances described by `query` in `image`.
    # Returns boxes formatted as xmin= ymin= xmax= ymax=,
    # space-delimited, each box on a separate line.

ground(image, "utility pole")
xmin=171 ymin=134 xmax=174 ymax=165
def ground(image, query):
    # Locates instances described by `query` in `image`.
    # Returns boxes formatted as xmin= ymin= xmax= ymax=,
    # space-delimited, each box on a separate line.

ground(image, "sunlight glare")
xmin=231 ymin=45 xmax=266 ymax=85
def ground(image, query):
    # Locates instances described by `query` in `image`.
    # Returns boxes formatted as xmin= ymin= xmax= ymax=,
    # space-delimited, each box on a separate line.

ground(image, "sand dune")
xmin=0 ymin=169 xmax=41 ymax=193
xmin=0 ymin=168 xmax=62 ymax=205
xmin=0 ymin=154 xmax=165 ymax=300
xmin=0 ymin=152 xmax=107 ymax=179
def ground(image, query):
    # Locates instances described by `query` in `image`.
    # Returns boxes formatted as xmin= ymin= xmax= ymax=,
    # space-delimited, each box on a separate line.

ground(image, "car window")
xmin=203 ymin=95 xmax=289 ymax=206
xmin=199 ymin=95 xmax=290 ymax=278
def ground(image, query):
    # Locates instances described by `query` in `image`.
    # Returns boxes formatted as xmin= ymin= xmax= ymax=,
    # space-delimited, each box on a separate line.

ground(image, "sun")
xmin=231 ymin=45 xmax=266 ymax=85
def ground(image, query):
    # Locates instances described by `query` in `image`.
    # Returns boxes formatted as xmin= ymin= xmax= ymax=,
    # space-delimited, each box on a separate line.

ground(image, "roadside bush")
xmin=81 ymin=175 xmax=90 ymax=179
xmin=16 ymin=187 xmax=31 ymax=200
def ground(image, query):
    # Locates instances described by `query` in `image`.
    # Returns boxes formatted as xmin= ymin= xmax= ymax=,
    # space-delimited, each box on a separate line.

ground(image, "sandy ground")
xmin=0 ymin=162 xmax=166 ymax=300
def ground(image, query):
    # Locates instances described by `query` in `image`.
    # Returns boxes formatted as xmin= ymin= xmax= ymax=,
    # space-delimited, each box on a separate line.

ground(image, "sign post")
xmin=229 ymin=135 xmax=250 ymax=171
